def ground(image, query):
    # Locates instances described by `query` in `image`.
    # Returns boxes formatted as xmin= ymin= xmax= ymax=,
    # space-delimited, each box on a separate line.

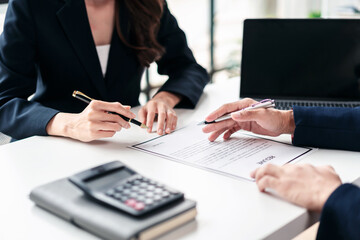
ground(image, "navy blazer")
xmin=317 ymin=184 xmax=360 ymax=240
xmin=293 ymin=106 xmax=360 ymax=151
xmin=0 ymin=0 xmax=209 ymax=140
xmin=293 ymin=107 xmax=360 ymax=239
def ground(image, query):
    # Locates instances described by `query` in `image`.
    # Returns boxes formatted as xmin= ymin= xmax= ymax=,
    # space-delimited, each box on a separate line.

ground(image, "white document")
xmin=131 ymin=123 xmax=313 ymax=181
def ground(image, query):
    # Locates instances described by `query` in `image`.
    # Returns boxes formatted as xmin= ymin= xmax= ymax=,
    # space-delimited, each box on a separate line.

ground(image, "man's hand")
xmin=202 ymin=98 xmax=295 ymax=141
xmin=251 ymin=164 xmax=342 ymax=212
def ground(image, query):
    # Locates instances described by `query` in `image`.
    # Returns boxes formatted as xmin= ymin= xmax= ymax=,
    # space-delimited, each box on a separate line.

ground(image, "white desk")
xmin=1 ymin=78 xmax=360 ymax=240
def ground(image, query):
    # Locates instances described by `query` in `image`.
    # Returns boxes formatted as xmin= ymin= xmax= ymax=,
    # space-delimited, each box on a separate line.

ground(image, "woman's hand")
xmin=138 ymin=91 xmax=181 ymax=135
xmin=46 ymin=100 xmax=136 ymax=142
xmin=251 ymin=164 xmax=342 ymax=212
xmin=202 ymin=98 xmax=295 ymax=142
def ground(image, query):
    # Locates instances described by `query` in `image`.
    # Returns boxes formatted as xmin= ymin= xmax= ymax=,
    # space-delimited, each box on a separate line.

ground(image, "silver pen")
xmin=199 ymin=99 xmax=275 ymax=125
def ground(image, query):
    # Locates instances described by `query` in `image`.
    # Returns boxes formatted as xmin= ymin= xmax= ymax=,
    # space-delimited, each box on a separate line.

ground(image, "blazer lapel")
xmin=56 ymin=0 xmax=107 ymax=99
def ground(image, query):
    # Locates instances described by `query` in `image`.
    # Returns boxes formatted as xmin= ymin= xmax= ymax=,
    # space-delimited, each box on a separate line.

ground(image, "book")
xmin=29 ymin=178 xmax=197 ymax=240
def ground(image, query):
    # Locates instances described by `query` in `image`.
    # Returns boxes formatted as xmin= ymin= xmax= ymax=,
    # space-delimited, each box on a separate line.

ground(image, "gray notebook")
xmin=29 ymin=178 xmax=197 ymax=240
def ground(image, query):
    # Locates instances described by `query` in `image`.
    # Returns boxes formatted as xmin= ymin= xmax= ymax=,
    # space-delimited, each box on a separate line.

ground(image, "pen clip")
xmin=250 ymin=99 xmax=274 ymax=108
xmin=73 ymin=90 xmax=94 ymax=103
xmin=73 ymin=91 xmax=94 ymax=101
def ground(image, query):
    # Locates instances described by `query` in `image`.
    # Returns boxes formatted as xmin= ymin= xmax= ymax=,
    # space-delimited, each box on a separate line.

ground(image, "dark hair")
xmin=115 ymin=0 xmax=165 ymax=67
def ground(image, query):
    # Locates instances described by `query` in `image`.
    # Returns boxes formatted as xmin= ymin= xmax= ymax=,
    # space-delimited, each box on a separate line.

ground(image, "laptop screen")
xmin=240 ymin=19 xmax=360 ymax=101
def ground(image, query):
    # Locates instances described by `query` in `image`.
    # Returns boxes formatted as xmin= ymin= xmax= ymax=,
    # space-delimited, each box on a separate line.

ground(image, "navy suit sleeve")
xmin=0 ymin=0 xmax=59 ymax=139
xmin=317 ymin=184 xmax=360 ymax=240
xmin=155 ymin=2 xmax=209 ymax=108
xmin=292 ymin=106 xmax=360 ymax=151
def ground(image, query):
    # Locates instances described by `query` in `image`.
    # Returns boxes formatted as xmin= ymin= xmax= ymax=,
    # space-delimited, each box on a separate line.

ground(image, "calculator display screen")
xmin=85 ymin=168 xmax=133 ymax=190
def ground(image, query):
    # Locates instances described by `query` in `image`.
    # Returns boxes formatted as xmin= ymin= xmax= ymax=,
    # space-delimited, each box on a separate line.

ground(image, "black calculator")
xmin=69 ymin=161 xmax=184 ymax=216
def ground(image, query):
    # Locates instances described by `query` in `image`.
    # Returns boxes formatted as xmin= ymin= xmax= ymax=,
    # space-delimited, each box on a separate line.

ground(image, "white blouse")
xmin=96 ymin=44 xmax=111 ymax=77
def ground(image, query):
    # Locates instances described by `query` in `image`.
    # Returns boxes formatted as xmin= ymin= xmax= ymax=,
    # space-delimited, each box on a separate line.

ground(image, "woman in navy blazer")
xmin=0 ymin=0 xmax=209 ymax=141
xmin=203 ymin=98 xmax=360 ymax=239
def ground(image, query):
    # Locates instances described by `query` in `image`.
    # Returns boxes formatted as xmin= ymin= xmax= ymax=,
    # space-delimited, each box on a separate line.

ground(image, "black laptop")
xmin=240 ymin=19 xmax=360 ymax=110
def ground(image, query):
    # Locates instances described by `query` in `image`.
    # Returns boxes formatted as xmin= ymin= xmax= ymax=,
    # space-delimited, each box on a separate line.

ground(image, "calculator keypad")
xmin=105 ymin=176 xmax=183 ymax=213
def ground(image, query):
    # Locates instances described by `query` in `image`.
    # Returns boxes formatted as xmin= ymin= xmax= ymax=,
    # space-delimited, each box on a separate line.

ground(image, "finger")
xmin=208 ymin=128 xmax=227 ymax=142
xmin=146 ymin=104 xmax=157 ymax=133
xmin=205 ymin=98 xmax=257 ymax=122
xmin=250 ymin=167 xmax=260 ymax=179
xmin=223 ymin=125 xmax=242 ymax=139
xmin=165 ymin=110 xmax=177 ymax=134
xmin=79 ymin=131 xmax=117 ymax=142
xmin=86 ymin=130 xmax=118 ymax=141
xmin=205 ymin=102 xmax=240 ymax=122
xmin=103 ymin=113 xmax=130 ymax=128
xmin=318 ymin=165 xmax=336 ymax=173
xmin=91 ymin=121 xmax=123 ymax=132
xmin=254 ymin=164 xmax=282 ymax=181
xmin=231 ymin=108 xmax=266 ymax=122
xmin=95 ymin=130 xmax=117 ymax=138
xmin=256 ymin=176 xmax=280 ymax=192
xmin=87 ymin=111 xmax=130 ymax=129
xmin=138 ymin=107 xmax=147 ymax=125
xmin=202 ymin=119 xmax=235 ymax=133
xmin=324 ymin=165 xmax=335 ymax=171
xmin=90 ymin=100 xmax=136 ymax=119
xmin=157 ymin=106 xmax=167 ymax=135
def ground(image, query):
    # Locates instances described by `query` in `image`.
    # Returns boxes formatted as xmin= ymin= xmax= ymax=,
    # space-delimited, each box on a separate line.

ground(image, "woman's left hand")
xmin=138 ymin=91 xmax=181 ymax=135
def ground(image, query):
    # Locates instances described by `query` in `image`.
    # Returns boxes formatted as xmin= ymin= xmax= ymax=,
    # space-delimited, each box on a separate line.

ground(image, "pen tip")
xmin=72 ymin=90 xmax=78 ymax=97
xmin=141 ymin=124 xmax=148 ymax=129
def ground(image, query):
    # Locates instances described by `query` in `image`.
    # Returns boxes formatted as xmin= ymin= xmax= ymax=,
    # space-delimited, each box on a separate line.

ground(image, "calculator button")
xmin=120 ymin=196 xmax=128 ymax=202
xmin=153 ymin=195 xmax=162 ymax=201
xmin=106 ymin=189 xmax=115 ymax=196
xmin=168 ymin=190 xmax=180 ymax=195
xmin=125 ymin=199 xmax=137 ymax=208
xmin=155 ymin=183 xmax=164 ymax=188
xmin=123 ymin=189 xmax=131 ymax=195
xmin=140 ymin=183 xmax=148 ymax=188
xmin=137 ymin=196 xmax=146 ymax=202
xmin=129 ymin=192 xmax=138 ymax=198
xmin=154 ymin=188 xmax=163 ymax=194
xmin=145 ymin=199 xmax=154 ymax=205
xmin=115 ymin=186 xmax=124 ymax=192
xmin=145 ymin=192 xmax=154 ymax=198
xmin=114 ymin=193 xmax=122 ymax=199
xmin=134 ymin=202 xmax=145 ymax=211
xmin=147 ymin=186 xmax=155 ymax=191
xmin=149 ymin=180 xmax=157 ymax=185
xmin=124 ymin=183 xmax=132 ymax=188
xmin=161 ymin=191 xmax=170 ymax=198
xmin=133 ymin=180 xmax=141 ymax=185
xmin=131 ymin=186 xmax=140 ymax=191
xmin=138 ymin=189 xmax=147 ymax=195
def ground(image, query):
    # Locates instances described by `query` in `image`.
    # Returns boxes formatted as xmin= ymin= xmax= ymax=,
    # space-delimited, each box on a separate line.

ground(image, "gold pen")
xmin=72 ymin=90 xmax=147 ymax=129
